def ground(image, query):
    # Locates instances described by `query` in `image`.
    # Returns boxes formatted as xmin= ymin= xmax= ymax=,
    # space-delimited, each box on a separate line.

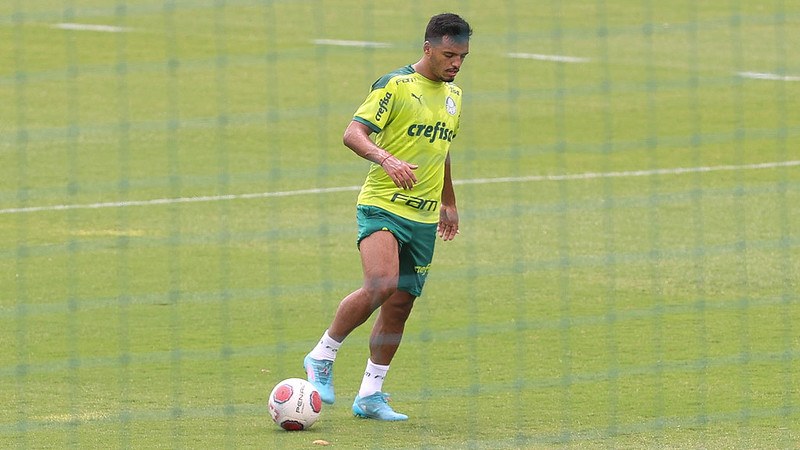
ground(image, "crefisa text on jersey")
xmin=406 ymin=121 xmax=456 ymax=143
xmin=375 ymin=92 xmax=393 ymax=122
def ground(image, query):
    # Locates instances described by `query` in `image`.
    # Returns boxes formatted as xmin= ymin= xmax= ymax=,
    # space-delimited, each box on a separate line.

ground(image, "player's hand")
xmin=437 ymin=205 xmax=459 ymax=241
xmin=380 ymin=156 xmax=418 ymax=190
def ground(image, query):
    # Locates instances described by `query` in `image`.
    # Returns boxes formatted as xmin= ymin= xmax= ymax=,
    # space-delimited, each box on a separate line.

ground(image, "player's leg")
xmin=329 ymin=230 xmax=401 ymax=341
xmin=369 ymin=290 xmax=416 ymax=366
xmin=365 ymin=215 xmax=434 ymax=367
xmin=353 ymin=216 xmax=435 ymax=420
xmin=352 ymin=290 xmax=414 ymax=421
xmin=305 ymin=230 xmax=400 ymax=404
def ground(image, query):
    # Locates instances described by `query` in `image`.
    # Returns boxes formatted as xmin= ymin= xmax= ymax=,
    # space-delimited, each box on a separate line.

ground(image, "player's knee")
xmin=372 ymin=285 xmax=398 ymax=304
xmin=363 ymin=276 xmax=397 ymax=305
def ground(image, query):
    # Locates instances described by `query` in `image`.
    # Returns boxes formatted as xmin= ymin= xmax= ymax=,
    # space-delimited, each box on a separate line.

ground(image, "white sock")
xmin=308 ymin=330 xmax=341 ymax=361
xmin=358 ymin=359 xmax=389 ymax=398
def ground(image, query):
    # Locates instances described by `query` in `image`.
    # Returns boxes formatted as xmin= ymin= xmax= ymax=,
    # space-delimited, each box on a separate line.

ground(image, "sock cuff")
xmin=322 ymin=330 xmax=342 ymax=349
xmin=309 ymin=330 xmax=342 ymax=361
xmin=367 ymin=359 xmax=390 ymax=372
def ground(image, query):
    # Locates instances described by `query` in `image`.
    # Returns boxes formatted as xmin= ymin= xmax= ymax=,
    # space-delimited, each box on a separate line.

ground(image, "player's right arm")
xmin=343 ymin=120 xmax=418 ymax=190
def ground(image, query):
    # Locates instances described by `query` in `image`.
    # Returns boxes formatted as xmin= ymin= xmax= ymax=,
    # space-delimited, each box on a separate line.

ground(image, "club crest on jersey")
xmin=445 ymin=96 xmax=457 ymax=115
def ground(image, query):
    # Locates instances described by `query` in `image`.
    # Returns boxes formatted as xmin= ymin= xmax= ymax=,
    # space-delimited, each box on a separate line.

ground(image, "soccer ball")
xmin=268 ymin=378 xmax=322 ymax=431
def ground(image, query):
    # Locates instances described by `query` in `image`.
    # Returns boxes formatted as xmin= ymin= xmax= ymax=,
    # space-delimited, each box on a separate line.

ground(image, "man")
xmin=303 ymin=13 xmax=472 ymax=421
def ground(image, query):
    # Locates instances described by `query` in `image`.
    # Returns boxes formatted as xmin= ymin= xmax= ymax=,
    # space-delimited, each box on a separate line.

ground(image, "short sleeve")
xmin=352 ymin=78 xmax=400 ymax=133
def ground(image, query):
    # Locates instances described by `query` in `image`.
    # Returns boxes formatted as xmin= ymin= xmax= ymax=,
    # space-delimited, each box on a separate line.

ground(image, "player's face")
xmin=425 ymin=36 xmax=470 ymax=82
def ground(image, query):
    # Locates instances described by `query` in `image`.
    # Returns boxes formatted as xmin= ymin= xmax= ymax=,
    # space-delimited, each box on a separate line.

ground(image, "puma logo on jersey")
xmin=411 ymin=93 xmax=423 ymax=104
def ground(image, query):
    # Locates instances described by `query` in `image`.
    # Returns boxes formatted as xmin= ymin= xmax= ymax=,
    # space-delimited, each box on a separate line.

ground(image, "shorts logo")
xmin=414 ymin=264 xmax=431 ymax=275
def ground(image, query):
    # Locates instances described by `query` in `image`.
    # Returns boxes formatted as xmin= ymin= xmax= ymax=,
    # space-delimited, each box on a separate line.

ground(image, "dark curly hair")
xmin=425 ymin=13 xmax=472 ymax=44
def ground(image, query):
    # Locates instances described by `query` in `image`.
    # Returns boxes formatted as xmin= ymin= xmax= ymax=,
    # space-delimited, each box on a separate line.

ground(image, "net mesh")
xmin=2 ymin=1 xmax=798 ymax=448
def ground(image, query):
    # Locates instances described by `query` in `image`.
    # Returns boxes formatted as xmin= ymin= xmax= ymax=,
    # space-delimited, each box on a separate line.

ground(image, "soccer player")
xmin=304 ymin=13 xmax=472 ymax=421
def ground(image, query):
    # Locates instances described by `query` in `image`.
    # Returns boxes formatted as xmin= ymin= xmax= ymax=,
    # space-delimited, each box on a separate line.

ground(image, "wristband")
xmin=379 ymin=154 xmax=392 ymax=167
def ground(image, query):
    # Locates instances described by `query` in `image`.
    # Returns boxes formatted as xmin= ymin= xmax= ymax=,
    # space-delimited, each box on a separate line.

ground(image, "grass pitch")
xmin=1 ymin=0 xmax=799 ymax=448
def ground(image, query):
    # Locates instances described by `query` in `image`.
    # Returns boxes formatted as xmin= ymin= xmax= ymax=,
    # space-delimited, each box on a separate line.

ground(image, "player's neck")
xmin=412 ymin=60 xmax=440 ymax=83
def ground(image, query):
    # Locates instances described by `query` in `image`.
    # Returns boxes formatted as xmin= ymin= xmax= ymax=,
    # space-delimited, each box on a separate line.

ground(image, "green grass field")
xmin=2 ymin=0 xmax=799 ymax=448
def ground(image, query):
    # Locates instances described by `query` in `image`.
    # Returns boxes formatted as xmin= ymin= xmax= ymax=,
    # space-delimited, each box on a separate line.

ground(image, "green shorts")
xmin=356 ymin=205 xmax=437 ymax=297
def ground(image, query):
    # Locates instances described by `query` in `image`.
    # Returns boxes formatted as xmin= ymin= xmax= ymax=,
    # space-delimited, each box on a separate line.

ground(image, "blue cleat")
xmin=352 ymin=392 xmax=408 ymax=421
xmin=303 ymin=355 xmax=335 ymax=404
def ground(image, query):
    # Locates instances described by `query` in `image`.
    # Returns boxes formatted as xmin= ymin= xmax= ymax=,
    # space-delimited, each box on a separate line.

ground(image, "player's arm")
xmin=343 ymin=120 xmax=418 ymax=190
xmin=438 ymin=151 xmax=459 ymax=241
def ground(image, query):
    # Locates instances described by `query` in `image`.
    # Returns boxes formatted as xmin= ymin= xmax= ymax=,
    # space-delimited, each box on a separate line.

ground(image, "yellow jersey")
xmin=352 ymin=65 xmax=462 ymax=224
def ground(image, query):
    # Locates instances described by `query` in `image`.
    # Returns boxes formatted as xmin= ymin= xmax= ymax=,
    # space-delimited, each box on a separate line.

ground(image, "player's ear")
xmin=423 ymin=40 xmax=431 ymax=55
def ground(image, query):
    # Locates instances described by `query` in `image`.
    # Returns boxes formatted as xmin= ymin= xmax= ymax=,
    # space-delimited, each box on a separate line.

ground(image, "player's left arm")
xmin=438 ymin=151 xmax=459 ymax=241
